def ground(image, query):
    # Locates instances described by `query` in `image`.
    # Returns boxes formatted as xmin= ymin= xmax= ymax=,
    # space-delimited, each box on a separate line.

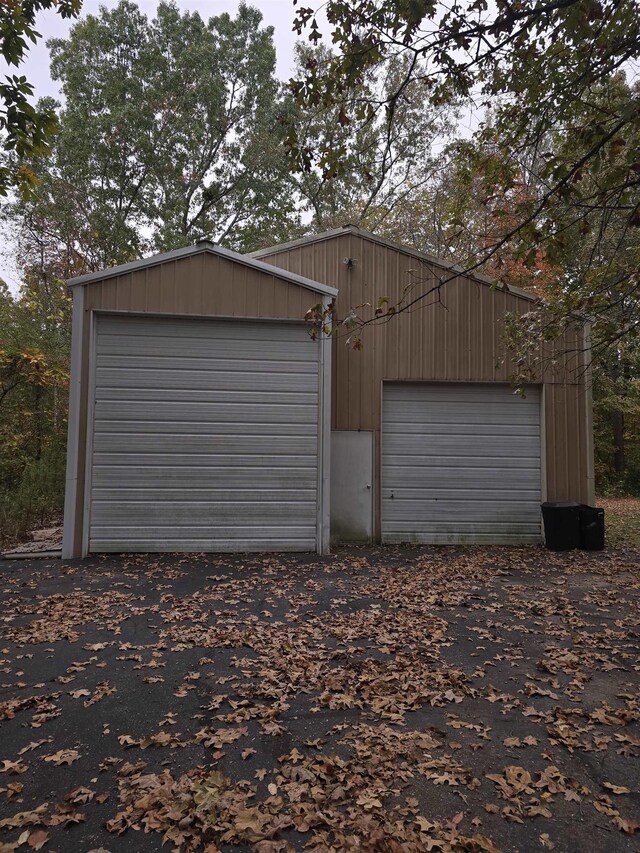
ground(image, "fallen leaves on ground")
xmin=0 ymin=546 xmax=638 ymax=851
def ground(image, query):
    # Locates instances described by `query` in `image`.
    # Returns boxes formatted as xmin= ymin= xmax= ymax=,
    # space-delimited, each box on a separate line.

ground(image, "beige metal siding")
xmin=258 ymin=232 xmax=591 ymax=539
xmin=68 ymin=251 xmax=326 ymax=557
xmin=83 ymin=254 xmax=313 ymax=321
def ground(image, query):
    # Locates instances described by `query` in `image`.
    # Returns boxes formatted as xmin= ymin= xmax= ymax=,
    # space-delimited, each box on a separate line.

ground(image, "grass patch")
xmin=597 ymin=497 xmax=640 ymax=548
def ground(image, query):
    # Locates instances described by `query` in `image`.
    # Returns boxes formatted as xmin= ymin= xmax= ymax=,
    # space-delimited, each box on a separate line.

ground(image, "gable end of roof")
xmin=251 ymin=225 xmax=543 ymax=306
xmin=66 ymin=241 xmax=338 ymax=297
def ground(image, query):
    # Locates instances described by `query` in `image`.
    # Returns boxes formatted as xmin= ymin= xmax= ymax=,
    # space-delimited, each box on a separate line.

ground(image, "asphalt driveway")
xmin=0 ymin=546 xmax=638 ymax=852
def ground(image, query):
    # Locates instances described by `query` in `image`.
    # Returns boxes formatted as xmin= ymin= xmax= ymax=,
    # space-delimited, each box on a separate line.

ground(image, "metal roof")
xmin=250 ymin=224 xmax=541 ymax=305
xmin=66 ymin=239 xmax=338 ymax=297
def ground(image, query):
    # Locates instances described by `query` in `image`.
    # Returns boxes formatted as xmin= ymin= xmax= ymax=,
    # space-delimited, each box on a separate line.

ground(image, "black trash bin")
xmin=541 ymin=501 xmax=581 ymax=551
xmin=579 ymin=505 xmax=605 ymax=551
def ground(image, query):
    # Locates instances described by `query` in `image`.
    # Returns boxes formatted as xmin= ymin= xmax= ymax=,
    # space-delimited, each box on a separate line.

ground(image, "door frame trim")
xmin=81 ymin=310 xmax=97 ymax=557
xmin=81 ymin=309 xmax=328 ymax=556
xmin=61 ymin=285 xmax=85 ymax=559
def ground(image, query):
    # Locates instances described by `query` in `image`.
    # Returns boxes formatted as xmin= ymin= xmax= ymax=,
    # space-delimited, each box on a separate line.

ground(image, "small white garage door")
xmin=382 ymin=383 xmax=542 ymax=544
xmin=88 ymin=315 xmax=319 ymax=552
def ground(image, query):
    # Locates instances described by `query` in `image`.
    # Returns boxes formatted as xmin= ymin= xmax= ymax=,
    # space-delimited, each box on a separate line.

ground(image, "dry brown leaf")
xmin=27 ymin=830 xmax=49 ymax=850
xmin=43 ymin=749 xmax=80 ymax=766
xmin=0 ymin=760 xmax=28 ymax=775
xmin=415 ymin=816 xmax=436 ymax=832
xmin=613 ymin=817 xmax=640 ymax=834
xmin=17 ymin=740 xmax=50 ymax=756
xmin=603 ymin=782 xmax=631 ymax=795
xmin=0 ymin=804 xmax=49 ymax=830
xmin=65 ymin=786 xmax=95 ymax=804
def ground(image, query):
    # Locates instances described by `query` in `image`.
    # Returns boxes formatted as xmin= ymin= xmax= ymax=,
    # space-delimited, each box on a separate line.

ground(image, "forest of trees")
xmin=1 ymin=0 xmax=639 ymax=540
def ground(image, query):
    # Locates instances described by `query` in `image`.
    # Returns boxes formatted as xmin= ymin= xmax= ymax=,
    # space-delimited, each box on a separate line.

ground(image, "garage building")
xmin=253 ymin=225 xmax=593 ymax=546
xmin=62 ymin=242 xmax=335 ymax=558
xmin=63 ymin=227 xmax=593 ymax=556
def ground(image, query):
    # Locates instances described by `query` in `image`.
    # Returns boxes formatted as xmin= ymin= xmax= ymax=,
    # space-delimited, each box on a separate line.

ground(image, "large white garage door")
xmin=88 ymin=315 xmax=319 ymax=552
xmin=382 ymin=383 xmax=542 ymax=544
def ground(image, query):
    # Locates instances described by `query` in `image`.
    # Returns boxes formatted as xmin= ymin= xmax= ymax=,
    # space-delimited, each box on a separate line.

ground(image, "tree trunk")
xmin=612 ymin=408 xmax=624 ymax=474
xmin=608 ymin=328 xmax=626 ymax=477
xmin=34 ymin=384 xmax=42 ymax=462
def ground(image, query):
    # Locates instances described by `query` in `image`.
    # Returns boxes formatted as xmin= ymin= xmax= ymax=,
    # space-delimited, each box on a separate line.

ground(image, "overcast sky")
xmin=16 ymin=0 xmax=302 ymax=101
xmin=1 ymin=1 xmax=305 ymax=291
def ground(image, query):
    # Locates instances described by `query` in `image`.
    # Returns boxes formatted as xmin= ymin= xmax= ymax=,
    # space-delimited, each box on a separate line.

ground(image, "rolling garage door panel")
xmin=89 ymin=315 xmax=319 ymax=552
xmin=382 ymin=383 xmax=542 ymax=544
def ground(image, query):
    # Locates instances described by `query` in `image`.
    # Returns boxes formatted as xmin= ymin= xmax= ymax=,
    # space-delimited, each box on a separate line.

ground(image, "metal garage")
xmin=62 ymin=241 xmax=335 ymax=558
xmin=253 ymin=225 xmax=593 ymax=545
xmin=381 ymin=383 xmax=542 ymax=544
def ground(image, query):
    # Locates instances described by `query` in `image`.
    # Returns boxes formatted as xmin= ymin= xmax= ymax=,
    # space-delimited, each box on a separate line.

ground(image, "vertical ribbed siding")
xmin=258 ymin=239 xmax=554 ymax=393
xmin=84 ymin=255 xmax=313 ymax=322
xmin=257 ymin=232 xmax=591 ymax=537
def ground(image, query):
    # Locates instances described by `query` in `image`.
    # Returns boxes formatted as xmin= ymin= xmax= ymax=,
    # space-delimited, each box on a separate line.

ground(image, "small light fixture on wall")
xmin=343 ymin=257 xmax=356 ymax=271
